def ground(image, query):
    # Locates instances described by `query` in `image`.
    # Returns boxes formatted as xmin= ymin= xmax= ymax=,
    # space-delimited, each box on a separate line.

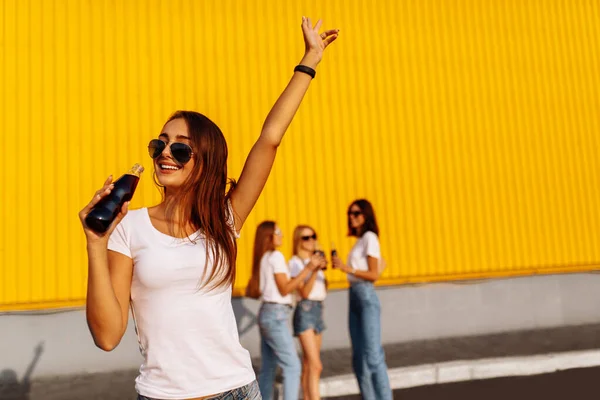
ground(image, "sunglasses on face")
xmin=301 ymin=234 xmax=317 ymax=241
xmin=348 ymin=211 xmax=362 ymax=218
xmin=148 ymin=139 xmax=194 ymax=165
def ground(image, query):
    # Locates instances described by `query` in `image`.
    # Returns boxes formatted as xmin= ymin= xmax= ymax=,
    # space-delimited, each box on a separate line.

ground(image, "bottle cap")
xmin=128 ymin=163 xmax=145 ymax=176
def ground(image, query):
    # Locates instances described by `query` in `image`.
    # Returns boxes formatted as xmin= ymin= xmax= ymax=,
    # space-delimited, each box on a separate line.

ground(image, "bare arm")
xmin=332 ymin=255 xmax=381 ymax=282
xmin=274 ymin=268 xmax=314 ymax=297
xmin=85 ymin=247 xmax=133 ymax=351
xmin=79 ymin=176 xmax=133 ymax=351
xmin=230 ymin=17 xmax=339 ymax=230
xmin=298 ymin=270 xmax=319 ymax=298
xmin=275 ymin=253 xmax=325 ymax=296
xmin=297 ymin=254 xmax=327 ymax=298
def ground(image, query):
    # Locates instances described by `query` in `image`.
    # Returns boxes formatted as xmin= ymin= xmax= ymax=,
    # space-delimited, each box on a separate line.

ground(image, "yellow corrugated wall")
xmin=1 ymin=0 xmax=599 ymax=311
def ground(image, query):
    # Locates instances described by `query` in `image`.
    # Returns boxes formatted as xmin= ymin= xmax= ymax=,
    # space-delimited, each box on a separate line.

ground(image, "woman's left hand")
xmin=301 ymin=17 xmax=339 ymax=65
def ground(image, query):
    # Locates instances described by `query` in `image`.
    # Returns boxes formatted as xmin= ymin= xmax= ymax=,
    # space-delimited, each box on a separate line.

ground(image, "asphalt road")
xmin=330 ymin=366 xmax=600 ymax=400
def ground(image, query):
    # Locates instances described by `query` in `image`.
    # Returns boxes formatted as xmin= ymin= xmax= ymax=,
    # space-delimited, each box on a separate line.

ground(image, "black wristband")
xmin=294 ymin=64 xmax=316 ymax=79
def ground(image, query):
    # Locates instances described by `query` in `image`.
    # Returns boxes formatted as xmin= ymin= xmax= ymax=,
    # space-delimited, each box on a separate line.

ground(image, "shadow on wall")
xmin=0 ymin=342 xmax=44 ymax=400
xmin=233 ymin=299 xmax=259 ymax=337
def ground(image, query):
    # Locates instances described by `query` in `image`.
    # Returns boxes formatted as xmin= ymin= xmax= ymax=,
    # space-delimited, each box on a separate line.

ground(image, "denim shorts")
xmin=137 ymin=380 xmax=261 ymax=400
xmin=293 ymin=299 xmax=325 ymax=336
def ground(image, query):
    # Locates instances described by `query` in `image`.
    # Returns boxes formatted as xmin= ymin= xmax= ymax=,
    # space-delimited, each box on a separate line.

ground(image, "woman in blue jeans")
xmin=246 ymin=221 xmax=326 ymax=400
xmin=332 ymin=199 xmax=393 ymax=400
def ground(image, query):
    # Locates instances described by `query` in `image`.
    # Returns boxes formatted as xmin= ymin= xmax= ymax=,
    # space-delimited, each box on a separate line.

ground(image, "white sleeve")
xmin=270 ymin=251 xmax=289 ymax=274
xmin=107 ymin=214 xmax=132 ymax=258
xmin=289 ymin=257 xmax=303 ymax=277
xmin=364 ymin=232 xmax=381 ymax=259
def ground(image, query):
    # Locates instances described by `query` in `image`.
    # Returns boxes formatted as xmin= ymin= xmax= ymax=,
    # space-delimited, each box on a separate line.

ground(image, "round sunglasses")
xmin=148 ymin=139 xmax=194 ymax=165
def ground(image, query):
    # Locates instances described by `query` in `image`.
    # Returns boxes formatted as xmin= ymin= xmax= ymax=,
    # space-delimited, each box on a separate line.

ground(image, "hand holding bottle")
xmin=308 ymin=252 xmax=326 ymax=271
xmin=79 ymin=175 xmax=130 ymax=243
xmin=331 ymin=255 xmax=344 ymax=270
xmin=330 ymin=242 xmax=337 ymax=263
xmin=331 ymin=254 xmax=353 ymax=274
xmin=79 ymin=163 xmax=144 ymax=242
xmin=313 ymin=241 xmax=327 ymax=270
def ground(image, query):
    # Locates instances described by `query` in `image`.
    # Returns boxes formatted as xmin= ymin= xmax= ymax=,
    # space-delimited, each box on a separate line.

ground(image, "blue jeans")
xmin=137 ymin=380 xmax=261 ymax=399
xmin=349 ymin=281 xmax=392 ymax=400
xmin=258 ymin=303 xmax=301 ymax=400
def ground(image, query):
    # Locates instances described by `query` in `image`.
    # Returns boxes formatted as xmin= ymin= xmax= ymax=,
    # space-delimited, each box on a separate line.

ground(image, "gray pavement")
xmin=331 ymin=366 xmax=600 ymax=399
xmin=3 ymin=323 xmax=600 ymax=399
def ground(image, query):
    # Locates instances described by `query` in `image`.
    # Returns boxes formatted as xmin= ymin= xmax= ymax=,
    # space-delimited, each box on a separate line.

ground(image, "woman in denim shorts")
xmin=289 ymin=225 xmax=328 ymax=400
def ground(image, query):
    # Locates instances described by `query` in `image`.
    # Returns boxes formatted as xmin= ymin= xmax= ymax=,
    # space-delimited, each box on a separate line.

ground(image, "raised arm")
xmin=231 ymin=17 xmax=339 ymax=230
xmin=22 ymin=342 xmax=44 ymax=384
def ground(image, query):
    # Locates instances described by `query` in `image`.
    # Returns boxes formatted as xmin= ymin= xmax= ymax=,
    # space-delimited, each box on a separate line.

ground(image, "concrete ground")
xmin=2 ymin=323 xmax=600 ymax=399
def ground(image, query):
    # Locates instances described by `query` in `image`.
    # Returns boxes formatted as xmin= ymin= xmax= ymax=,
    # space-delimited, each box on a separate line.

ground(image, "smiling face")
xmin=347 ymin=204 xmax=365 ymax=231
xmin=154 ymin=118 xmax=197 ymax=190
xmin=299 ymin=227 xmax=317 ymax=253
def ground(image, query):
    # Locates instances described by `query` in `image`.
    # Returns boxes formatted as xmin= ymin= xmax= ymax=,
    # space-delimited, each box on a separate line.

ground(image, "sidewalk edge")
xmin=318 ymin=349 xmax=600 ymax=397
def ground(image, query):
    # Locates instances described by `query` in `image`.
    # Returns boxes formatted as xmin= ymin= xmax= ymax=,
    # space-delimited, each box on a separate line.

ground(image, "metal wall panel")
xmin=1 ymin=0 xmax=599 ymax=310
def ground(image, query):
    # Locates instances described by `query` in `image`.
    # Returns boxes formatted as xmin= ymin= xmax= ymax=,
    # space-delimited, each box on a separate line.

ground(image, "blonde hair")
xmin=292 ymin=225 xmax=315 ymax=256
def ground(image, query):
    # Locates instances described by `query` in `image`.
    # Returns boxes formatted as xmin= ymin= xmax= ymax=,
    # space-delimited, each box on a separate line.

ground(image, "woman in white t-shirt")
xmin=331 ymin=199 xmax=392 ymax=400
xmin=246 ymin=222 xmax=325 ymax=400
xmin=78 ymin=18 xmax=339 ymax=400
xmin=289 ymin=225 xmax=328 ymax=400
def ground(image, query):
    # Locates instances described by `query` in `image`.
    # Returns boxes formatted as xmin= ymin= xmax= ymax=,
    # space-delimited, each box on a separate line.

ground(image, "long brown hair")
xmin=348 ymin=199 xmax=380 ymax=237
xmin=159 ymin=111 xmax=238 ymax=291
xmin=292 ymin=225 xmax=314 ymax=256
xmin=245 ymin=221 xmax=277 ymax=299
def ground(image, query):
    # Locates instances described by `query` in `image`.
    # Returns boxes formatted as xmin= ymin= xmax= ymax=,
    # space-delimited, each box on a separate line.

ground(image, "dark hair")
xmin=245 ymin=221 xmax=277 ymax=299
xmin=347 ymin=199 xmax=379 ymax=237
xmin=158 ymin=110 xmax=238 ymax=291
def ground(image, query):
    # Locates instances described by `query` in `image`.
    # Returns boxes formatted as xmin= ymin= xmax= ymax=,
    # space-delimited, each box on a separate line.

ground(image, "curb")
xmin=318 ymin=349 xmax=600 ymax=397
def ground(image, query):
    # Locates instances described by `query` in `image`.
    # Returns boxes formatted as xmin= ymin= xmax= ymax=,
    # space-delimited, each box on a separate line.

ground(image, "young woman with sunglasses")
xmin=331 ymin=199 xmax=392 ymax=400
xmin=246 ymin=222 xmax=326 ymax=400
xmin=78 ymin=18 xmax=338 ymax=400
xmin=289 ymin=226 xmax=327 ymax=400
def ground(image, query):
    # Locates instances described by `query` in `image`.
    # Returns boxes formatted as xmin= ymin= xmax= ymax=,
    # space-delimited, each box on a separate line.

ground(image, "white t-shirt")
xmin=289 ymin=255 xmax=327 ymax=301
xmin=347 ymin=231 xmax=381 ymax=283
xmin=107 ymin=208 xmax=255 ymax=399
xmin=259 ymin=250 xmax=293 ymax=305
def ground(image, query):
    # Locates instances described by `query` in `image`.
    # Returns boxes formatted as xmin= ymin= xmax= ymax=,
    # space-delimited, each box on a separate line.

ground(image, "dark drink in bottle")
xmin=331 ymin=242 xmax=337 ymax=268
xmin=85 ymin=163 xmax=144 ymax=233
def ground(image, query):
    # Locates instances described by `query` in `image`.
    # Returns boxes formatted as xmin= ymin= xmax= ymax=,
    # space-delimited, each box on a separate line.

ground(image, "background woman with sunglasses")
xmin=331 ymin=199 xmax=392 ymax=400
xmin=78 ymin=18 xmax=338 ymax=400
xmin=246 ymin=222 xmax=325 ymax=400
xmin=289 ymin=225 xmax=328 ymax=400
